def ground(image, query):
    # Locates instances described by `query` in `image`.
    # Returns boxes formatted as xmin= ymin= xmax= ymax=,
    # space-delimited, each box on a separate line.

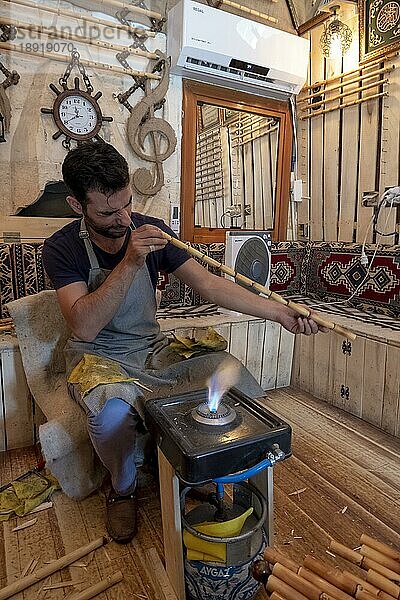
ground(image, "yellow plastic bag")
xmin=183 ymin=507 xmax=253 ymax=563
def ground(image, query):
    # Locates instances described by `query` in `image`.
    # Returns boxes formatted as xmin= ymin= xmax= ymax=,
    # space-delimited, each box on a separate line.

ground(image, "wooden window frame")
xmin=181 ymin=80 xmax=293 ymax=243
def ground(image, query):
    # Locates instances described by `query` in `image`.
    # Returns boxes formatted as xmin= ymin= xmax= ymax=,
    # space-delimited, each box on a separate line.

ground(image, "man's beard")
xmin=84 ymin=215 xmax=129 ymax=239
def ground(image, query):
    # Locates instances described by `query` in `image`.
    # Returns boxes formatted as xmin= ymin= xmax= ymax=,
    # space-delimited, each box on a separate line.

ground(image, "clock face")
xmin=58 ymin=94 xmax=99 ymax=137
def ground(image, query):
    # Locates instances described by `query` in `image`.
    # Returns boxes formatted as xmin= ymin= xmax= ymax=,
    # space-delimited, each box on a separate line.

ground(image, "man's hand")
xmin=277 ymin=305 xmax=330 ymax=336
xmin=125 ymin=225 xmax=168 ymax=268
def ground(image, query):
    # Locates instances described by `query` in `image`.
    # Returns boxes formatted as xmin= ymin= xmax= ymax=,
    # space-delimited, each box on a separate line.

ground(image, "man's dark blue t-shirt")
xmin=42 ymin=213 xmax=190 ymax=290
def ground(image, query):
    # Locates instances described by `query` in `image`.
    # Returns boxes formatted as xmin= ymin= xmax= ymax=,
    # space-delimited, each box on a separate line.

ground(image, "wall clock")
xmin=41 ymin=50 xmax=113 ymax=149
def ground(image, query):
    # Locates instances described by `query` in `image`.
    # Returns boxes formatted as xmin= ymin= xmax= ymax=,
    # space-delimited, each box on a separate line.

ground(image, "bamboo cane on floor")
xmin=160 ymin=231 xmax=357 ymax=341
xmin=0 ymin=537 xmax=107 ymax=600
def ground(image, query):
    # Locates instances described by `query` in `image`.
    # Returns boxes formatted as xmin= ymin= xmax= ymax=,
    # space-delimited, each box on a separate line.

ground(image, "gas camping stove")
xmin=144 ymin=387 xmax=292 ymax=485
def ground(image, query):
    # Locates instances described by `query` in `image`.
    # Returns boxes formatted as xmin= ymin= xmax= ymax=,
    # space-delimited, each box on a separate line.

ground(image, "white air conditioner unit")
xmin=167 ymin=0 xmax=309 ymax=98
xmin=225 ymin=231 xmax=272 ymax=292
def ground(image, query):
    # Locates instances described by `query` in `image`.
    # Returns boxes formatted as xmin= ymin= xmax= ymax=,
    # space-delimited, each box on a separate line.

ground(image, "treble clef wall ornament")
xmin=0 ymin=56 xmax=20 ymax=142
xmin=117 ymin=50 xmax=177 ymax=196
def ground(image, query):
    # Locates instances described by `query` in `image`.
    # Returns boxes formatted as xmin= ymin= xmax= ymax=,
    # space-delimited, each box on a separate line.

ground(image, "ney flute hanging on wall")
xmin=159 ymin=231 xmax=357 ymax=341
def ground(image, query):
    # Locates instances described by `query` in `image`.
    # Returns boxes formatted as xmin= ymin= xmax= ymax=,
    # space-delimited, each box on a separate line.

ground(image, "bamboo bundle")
xmin=299 ymin=91 xmax=388 ymax=120
xmin=261 ymin=535 xmax=400 ymax=600
xmin=300 ymin=53 xmax=398 ymax=93
xmin=300 ymin=78 xmax=389 ymax=112
xmin=330 ymin=540 xmax=400 ymax=583
xmin=360 ymin=535 xmax=400 ymax=563
xmin=160 ymin=231 xmax=357 ymax=340
xmin=298 ymin=65 xmax=395 ymax=103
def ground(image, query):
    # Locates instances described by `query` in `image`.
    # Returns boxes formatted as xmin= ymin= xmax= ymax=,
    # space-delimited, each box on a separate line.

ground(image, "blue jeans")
xmin=87 ymin=397 xmax=141 ymax=496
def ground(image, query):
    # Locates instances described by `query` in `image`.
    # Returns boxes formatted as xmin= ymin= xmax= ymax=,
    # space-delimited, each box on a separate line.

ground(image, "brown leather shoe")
xmin=106 ymin=489 xmax=138 ymax=544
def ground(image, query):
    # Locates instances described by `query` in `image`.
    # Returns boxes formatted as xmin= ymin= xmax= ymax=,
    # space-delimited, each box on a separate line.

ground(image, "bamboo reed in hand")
xmin=160 ymin=232 xmax=357 ymax=340
xmin=0 ymin=537 xmax=106 ymax=600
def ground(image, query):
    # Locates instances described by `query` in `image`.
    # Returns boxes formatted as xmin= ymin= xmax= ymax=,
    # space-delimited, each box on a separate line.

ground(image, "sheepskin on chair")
xmin=7 ymin=291 xmax=104 ymax=499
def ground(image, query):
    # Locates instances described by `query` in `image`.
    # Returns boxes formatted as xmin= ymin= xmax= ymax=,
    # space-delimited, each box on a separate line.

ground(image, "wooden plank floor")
xmin=0 ymin=387 xmax=399 ymax=599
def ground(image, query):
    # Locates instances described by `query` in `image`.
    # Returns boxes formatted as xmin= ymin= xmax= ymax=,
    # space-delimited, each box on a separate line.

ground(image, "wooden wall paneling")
xmin=270 ymin=128 xmax=278 ymax=230
xmin=338 ymin=53 xmax=360 ymax=242
xmin=243 ymin=141 xmax=254 ymax=229
xmin=276 ymin=328 xmax=295 ymax=388
xmin=361 ymin=339 xmax=386 ymax=428
xmin=356 ymin=96 xmax=380 ymax=242
xmin=261 ymin=321 xmax=280 ymax=390
xmin=376 ymin=60 xmax=400 ymax=245
xmin=0 ymin=353 xmax=6 ymax=452
xmin=297 ymin=32 xmax=311 ymax=239
xmin=343 ymin=335 xmax=365 ymax=417
xmin=236 ymin=149 xmax=245 ymax=231
xmin=328 ymin=334 xmax=347 ymax=409
xmin=261 ymin=135 xmax=274 ymax=229
xmin=213 ymin=323 xmax=232 ymax=354
xmin=246 ymin=319 xmax=266 ymax=383
xmin=310 ymin=26 xmax=325 ymax=240
xmin=312 ymin=331 xmax=331 ymax=401
xmin=220 ymin=127 xmax=231 ymax=230
xmin=381 ymin=345 xmax=400 ymax=437
xmin=297 ymin=334 xmax=314 ymax=394
xmin=253 ymin=136 xmax=264 ymax=229
xmin=290 ymin=336 xmax=301 ymax=386
xmin=229 ymin=321 xmax=249 ymax=366
xmin=323 ymin=56 xmax=342 ymax=241
xmin=0 ymin=348 xmax=33 ymax=450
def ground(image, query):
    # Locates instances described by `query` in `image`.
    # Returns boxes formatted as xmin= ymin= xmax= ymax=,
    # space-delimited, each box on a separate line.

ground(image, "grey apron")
xmin=66 ymin=218 xmax=264 ymax=417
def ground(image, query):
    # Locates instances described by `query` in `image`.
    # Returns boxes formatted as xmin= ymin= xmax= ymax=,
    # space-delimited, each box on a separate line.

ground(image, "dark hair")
xmin=62 ymin=141 xmax=130 ymax=209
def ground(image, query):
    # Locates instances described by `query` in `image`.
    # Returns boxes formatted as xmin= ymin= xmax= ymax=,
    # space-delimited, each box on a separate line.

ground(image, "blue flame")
xmin=207 ymin=361 xmax=239 ymax=413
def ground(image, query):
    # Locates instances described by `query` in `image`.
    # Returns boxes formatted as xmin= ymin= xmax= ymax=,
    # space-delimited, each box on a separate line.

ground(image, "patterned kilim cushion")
xmin=0 ymin=243 xmax=49 ymax=319
xmin=270 ymin=241 xmax=307 ymax=295
xmin=302 ymin=242 xmax=400 ymax=317
xmin=159 ymin=242 xmax=226 ymax=308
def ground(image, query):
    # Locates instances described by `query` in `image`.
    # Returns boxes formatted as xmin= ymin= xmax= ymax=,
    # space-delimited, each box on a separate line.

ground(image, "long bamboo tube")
xmin=267 ymin=575 xmax=310 ymax=600
xmin=360 ymin=546 xmax=400 ymax=575
xmin=219 ymin=0 xmax=278 ymax=22
xmin=298 ymin=66 xmax=394 ymax=103
xmin=68 ymin=0 xmax=163 ymax=21
xmin=301 ymin=78 xmax=389 ymax=112
xmin=298 ymin=567 xmax=354 ymax=600
xmin=356 ymin=590 xmax=384 ymax=600
xmin=270 ymin=593 xmax=292 ymax=600
xmin=341 ymin=571 xmax=392 ymax=598
xmin=360 ymin=535 xmax=400 ymax=563
xmin=330 ymin=541 xmax=400 ymax=582
xmin=0 ymin=41 xmax=161 ymax=79
xmin=160 ymin=232 xmax=357 ymax=340
xmin=0 ymin=537 xmax=106 ymax=600
xmin=264 ymin=548 xmax=299 ymax=573
xmin=67 ymin=571 xmax=123 ymax=600
xmin=273 ymin=563 xmax=340 ymax=600
xmin=303 ymin=555 xmax=357 ymax=595
xmin=300 ymin=91 xmax=388 ymax=120
xmin=7 ymin=0 xmax=156 ymax=37
xmin=0 ymin=16 xmax=158 ymax=60
xmin=300 ymin=52 xmax=398 ymax=92
xmin=366 ymin=570 xmax=400 ymax=598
